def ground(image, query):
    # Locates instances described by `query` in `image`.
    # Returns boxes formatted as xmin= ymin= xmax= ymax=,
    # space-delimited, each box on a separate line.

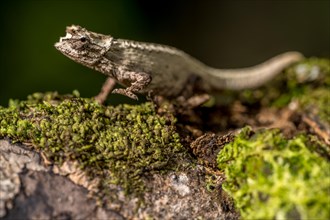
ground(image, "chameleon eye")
xmin=80 ymin=36 xmax=87 ymax=42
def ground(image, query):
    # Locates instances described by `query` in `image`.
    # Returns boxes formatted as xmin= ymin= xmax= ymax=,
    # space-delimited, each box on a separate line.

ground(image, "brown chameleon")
xmin=55 ymin=25 xmax=303 ymax=101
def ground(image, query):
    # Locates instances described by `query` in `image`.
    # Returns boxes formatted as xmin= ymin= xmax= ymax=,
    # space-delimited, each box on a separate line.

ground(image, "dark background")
xmin=1 ymin=0 xmax=329 ymax=105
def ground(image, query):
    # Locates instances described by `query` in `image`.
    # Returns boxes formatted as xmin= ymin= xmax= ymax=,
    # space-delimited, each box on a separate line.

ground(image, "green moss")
xmin=273 ymin=58 xmax=330 ymax=123
xmin=272 ymin=58 xmax=329 ymax=104
xmin=0 ymin=91 xmax=186 ymax=196
xmin=297 ymin=87 xmax=330 ymax=123
xmin=238 ymin=58 xmax=329 ymax=107
xmin=217 ymin=127 xmax=330 ymax=220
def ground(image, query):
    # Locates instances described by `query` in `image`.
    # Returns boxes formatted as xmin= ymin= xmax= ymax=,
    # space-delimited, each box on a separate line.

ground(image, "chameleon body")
xmin=55 ymin=25 xmax=303 ymax=100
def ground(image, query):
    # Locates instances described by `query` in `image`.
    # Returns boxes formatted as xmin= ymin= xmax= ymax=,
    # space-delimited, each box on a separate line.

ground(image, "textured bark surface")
xmin=0 ymin=140 xmax=125 ymax=220
xmin=0 ymin=139 xmax=238 ymax=220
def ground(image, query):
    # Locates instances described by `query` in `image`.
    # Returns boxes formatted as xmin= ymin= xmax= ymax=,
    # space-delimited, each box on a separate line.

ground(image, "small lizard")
xmin=55 ymin=25 xmax=303 ymax=101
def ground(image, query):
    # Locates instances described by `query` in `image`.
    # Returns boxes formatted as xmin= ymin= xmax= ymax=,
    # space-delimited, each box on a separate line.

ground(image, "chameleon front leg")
xmin=112 ymin=70 xmax=152 ymax=100
xmin=94 ymin=77 xmax=116 ymax=104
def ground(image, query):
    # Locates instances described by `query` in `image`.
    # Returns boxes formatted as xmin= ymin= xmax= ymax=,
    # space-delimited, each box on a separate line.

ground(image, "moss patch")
xmin=237 ymin=58 xmax=329 ymax=106
xmin=0 ymin=91 xmax=185 ymax=196
xmin=275 ymin=58 xmax=329 ymax=123
xmin=217 ymin=127 xmax=330 ymax=220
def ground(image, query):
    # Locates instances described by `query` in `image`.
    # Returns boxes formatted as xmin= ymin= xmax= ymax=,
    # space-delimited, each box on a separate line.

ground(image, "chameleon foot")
xmin=112 ymin=88 xmax=138 ymax=100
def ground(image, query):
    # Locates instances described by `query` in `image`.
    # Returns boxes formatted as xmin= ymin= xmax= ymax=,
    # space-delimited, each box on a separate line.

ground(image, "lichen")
xmin=0 ymin=91 xmax=186 ymax=196
xmin=217 ymin=127 xmax=330 ymax=220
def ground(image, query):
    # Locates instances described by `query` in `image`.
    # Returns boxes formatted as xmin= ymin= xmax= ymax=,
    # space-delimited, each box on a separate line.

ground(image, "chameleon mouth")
xmin=54 ymin=34 xmax=77 ymax=58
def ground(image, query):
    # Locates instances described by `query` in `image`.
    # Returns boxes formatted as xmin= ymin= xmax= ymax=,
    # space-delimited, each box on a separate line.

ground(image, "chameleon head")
xmin=54 ymin=25 xmax=113 ymax=66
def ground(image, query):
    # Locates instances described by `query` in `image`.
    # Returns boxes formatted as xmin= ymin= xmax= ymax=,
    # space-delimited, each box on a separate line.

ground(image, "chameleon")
xmin=55 ymin=25 xmax=303 ymax=101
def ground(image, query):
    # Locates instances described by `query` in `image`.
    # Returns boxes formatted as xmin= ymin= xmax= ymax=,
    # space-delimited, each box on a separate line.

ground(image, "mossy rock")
xmin=0 ymin=91 xmax=186 ymax=196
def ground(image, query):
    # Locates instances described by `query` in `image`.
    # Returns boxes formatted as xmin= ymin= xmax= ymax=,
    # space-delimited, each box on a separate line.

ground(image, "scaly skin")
xmin=55 ymin=25 xmax=303 ymax=100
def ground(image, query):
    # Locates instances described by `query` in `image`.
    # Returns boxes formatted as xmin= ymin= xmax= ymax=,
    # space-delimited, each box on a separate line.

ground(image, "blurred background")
xmin=0 ymin=0 xmax=329 ymax=105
